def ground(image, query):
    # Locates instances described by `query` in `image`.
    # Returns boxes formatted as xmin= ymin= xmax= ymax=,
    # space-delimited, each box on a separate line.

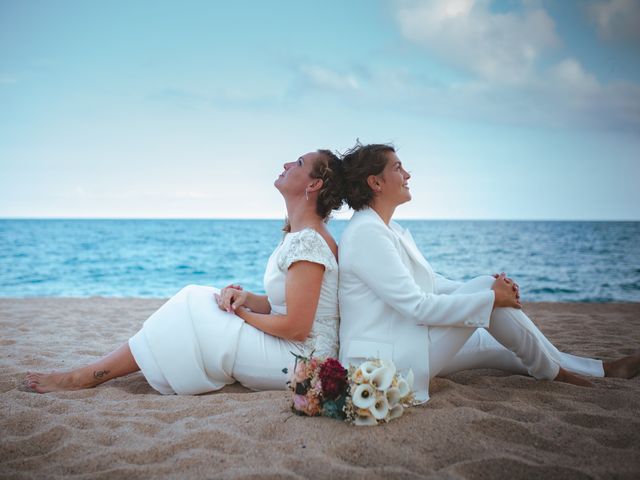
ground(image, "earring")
xmin=305 ymin=188 xmax=309 ymax=201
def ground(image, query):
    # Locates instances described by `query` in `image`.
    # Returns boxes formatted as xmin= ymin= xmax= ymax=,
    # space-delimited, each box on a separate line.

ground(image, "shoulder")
xmin=278 ymin=228 xmax=338 ymax=272
xmin=288 ymin=228 xmax=332 ymax=251
xmin=341 ymin=210 xmax=393 ymax=247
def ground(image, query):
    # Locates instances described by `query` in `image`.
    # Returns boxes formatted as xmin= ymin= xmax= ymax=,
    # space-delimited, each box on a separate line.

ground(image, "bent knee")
xmin=476 ymin=274 xmax=495 ymax=284
xmin=452 ymin=275 xmax=496 ymax=294
xmin=470 ymin=275 xmax=496 ymax=290
xmin=178 ymin=284 xmax=200 ymax=295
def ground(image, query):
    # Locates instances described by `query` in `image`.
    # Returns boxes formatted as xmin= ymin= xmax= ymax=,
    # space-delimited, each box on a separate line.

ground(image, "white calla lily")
xmin=397 ymin=378 xmax=410 ymax=398
xmin=386 ymin=387 xmax=401 ymax=407
xmin=370 ymin=366 xmax=394 ymax=391
xmin=381 ymin=359 xmax=397 ymax=372
xmin=397 ymin=369 xmax=414 ymax=400
xmin=352 ymin=383 xmax=376 ymax=409
xmin=359 ymin=361 xmax=379 ymax=380
xmin=406 ymin=369 xmax=414 ymax=389
xmin=355 ymin=414 xmax=378 ymax=426
xmin=389 ymin=404 xmax=404 ymax=420
xmin=369 ymin=393 xmax=389 ymax=420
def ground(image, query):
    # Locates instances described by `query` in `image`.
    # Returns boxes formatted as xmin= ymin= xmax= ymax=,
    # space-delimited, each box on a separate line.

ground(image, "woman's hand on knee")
xmin=492 ymin=272 xmax=520 ymax=302
xmin=214 ymin=285 xmax=247 ymax=313
xmin=492 ymin=273 xmax=522 ymax=310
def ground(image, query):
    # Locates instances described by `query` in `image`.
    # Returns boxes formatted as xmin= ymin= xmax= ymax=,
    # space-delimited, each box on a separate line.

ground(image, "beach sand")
xmin=1 ymin=298 xmax=639 ymax=479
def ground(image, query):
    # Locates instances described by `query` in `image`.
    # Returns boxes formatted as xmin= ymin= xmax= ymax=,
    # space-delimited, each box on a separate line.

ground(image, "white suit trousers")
xmin=428 ymin=276 xmax=604 ymax=380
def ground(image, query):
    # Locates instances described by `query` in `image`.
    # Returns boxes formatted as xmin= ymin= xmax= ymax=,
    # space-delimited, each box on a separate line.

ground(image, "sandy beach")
xmin=1 ymin=298 xmax=639 ymax=479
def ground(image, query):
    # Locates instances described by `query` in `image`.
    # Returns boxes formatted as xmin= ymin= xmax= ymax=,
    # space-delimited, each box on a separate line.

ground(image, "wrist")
xmin=489 ymin=289 xmax=497 ymax=310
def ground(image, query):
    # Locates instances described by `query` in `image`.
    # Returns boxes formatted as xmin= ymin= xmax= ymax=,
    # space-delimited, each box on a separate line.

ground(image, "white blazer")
xmin=338 ymin=208 xmax=495 ymax=403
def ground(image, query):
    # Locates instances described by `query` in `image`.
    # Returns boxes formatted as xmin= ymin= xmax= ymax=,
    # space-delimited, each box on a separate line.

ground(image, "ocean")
xmin=1 ymin=219 xmax=639 ymax=302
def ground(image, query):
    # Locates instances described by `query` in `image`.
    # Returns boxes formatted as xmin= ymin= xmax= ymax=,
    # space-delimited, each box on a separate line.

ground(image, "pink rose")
xmin=293 ymin=362 xmax=308 ymax=384
xmin=293 ymin=394 xmax=308 ymax=412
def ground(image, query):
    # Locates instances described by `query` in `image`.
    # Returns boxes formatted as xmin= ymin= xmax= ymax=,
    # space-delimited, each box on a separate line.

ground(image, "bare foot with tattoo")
xmin=25 ymin=368 xmax=111 ymax=393
xmin=603 ymin=351 xmax=640 ymax=379
xmin=24 ymin=343 xmax=139 ymax=393
xmin=554 ymin=367 xmax=595 ymax=387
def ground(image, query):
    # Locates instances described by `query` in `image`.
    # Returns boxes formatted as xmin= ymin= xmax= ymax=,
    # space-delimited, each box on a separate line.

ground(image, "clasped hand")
xmin=214 ymin=284 xmax=247 ymax=313
xmin=491 ymin=272 xmax=522 ymax=309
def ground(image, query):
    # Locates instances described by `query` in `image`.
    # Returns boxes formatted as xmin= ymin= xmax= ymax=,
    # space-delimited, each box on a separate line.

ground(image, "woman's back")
xmin=264 ymin=228 xmax=339 ymax=358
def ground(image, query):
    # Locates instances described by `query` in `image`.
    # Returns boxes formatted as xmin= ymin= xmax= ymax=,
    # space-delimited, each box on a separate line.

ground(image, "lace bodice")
xmin=263 ymin=228 xmax=339 ymax=358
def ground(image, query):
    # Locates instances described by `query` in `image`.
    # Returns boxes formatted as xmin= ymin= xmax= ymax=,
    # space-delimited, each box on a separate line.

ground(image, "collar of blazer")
xmin=356 ymin=207 xmax=433 ymax=273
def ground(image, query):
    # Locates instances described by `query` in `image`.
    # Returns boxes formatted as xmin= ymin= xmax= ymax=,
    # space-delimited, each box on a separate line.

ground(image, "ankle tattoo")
xmin=93 ymin=370 xmax=110 ymax=379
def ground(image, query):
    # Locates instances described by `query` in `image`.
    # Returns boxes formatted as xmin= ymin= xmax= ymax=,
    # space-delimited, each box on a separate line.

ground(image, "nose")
xmin=283 ymin=162 xmax=293 ymax=170
xmin=404 ymin=169 xmax=411 ymax=180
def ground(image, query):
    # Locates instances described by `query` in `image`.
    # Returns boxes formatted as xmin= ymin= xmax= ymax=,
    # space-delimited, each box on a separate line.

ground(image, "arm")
xmin=346 ymin=222 xmax=494 ymax=328
xmin=434 ymin=273 xmax=464 ymax=294
xmin=243 ymin=292 xmax=271 ymax=313
xmin=235 ymin=260 xmax=324 ymax=341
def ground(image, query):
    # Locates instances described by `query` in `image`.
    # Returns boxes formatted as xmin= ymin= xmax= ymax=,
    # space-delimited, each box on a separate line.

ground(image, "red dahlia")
xmin=319 ymin=358 xmax=347 ymax=400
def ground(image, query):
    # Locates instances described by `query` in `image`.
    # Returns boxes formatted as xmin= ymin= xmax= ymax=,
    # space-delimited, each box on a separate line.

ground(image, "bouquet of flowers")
xmin=285 ymin=353 xmax=415 ymax=426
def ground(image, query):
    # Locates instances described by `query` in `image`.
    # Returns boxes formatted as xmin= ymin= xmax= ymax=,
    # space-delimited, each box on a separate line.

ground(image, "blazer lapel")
xmin=356 ymin=209 xmax=436 ymax=282
xmin=390 ymin=223 xmax=434 ymax=275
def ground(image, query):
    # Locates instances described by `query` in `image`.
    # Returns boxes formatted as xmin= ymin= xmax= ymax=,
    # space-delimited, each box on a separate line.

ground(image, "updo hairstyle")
xmin=311 ymin=149 xmax=345 ymax=221
xmin=283 ymin=149 xmax=345 ymax=233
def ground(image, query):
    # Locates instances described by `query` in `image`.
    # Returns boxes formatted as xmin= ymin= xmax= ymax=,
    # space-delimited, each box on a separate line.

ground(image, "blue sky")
xmin=1 ymin=0 xmax=639 ymax=220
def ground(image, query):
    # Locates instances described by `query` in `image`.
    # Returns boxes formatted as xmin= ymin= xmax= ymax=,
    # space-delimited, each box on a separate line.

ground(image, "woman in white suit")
xmin=338 ymin=143 xmax=639 ymax=404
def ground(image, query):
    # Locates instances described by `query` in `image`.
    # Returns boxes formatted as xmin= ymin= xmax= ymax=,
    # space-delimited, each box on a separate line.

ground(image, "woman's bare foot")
xmin=25 ymin=369 xmax=107 ymax=393
xmin=25 ymin=343 xmax=137 ymax=393
xmin=603 ymin=352 xmax=640 ymax=379
xmin=554 ymin=367 xmax=594 ymax=387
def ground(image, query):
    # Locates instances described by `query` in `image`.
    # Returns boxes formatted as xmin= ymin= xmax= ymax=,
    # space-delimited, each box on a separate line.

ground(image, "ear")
xmin=366 ymin=175 xmax=381 ymax=192
xmin=307 ymin=178 xmax=323 ymax=193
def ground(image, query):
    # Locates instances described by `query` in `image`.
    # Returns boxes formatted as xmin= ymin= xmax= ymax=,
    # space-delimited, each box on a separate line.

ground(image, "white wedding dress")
xmin=128 ymin=228 xmax=339 ymax=395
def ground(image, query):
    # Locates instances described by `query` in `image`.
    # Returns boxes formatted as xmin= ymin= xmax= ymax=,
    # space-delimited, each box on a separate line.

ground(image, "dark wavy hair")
xmin=341 ymin=141 xmax=396 ymax=210
xmin=283 ymin=149 xmax=345 ymax=232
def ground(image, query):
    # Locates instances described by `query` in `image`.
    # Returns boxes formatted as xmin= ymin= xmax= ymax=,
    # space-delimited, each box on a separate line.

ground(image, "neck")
xmin=284 ymin=196 xmax=323 ymax=232
xmin=369 ymin=199 xmax=396 ymax=226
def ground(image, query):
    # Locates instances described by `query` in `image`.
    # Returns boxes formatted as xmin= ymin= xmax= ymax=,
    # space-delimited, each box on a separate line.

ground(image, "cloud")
xmin=530 ymin=58 xmax=640 ymax=131
xmin=549 ymin=58 xmax=599 ymax=92
xmin=146 ymin=87 xmax=280 ymax=111
xmin=147 ymin=88 xmax=213 ymax=110
xmin=588 ymin=0 xmax=640 ymax=42
xmin=382 ymin=0 xmax=640 ymax=132
xmin=291 ymin=56 xmax=640 ymax=132
xmin=298 ymin=65 xmax=361 ymax=92
xmin=0 ymin=74 xmax=18 ymax=85
xmin=395 ymin=0 xmax=559 ymax=85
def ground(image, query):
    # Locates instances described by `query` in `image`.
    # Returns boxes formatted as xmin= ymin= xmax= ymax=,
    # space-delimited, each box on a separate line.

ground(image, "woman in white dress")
xmin=338 ymin=142 xmax=640 ymax=404
xmin=26 ymin=150 xmax=343 ymax=394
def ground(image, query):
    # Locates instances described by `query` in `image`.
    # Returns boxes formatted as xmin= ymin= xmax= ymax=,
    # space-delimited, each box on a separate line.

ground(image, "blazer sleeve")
xmin=346 ymin=221 xmax=494 ymax=328
xmin=434 ymin=274 xmax=464 ymax=295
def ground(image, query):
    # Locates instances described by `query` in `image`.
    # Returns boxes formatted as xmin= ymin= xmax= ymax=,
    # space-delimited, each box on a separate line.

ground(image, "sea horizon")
xmin=1 ymin=218 xmax=639 ymax=302
xmin=2 ymin=217 xmax=640 ymax=222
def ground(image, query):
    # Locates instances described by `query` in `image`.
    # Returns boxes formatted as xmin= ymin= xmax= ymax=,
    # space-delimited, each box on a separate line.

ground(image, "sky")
xmin=1 ymin=0 xmax=639 ymax=220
